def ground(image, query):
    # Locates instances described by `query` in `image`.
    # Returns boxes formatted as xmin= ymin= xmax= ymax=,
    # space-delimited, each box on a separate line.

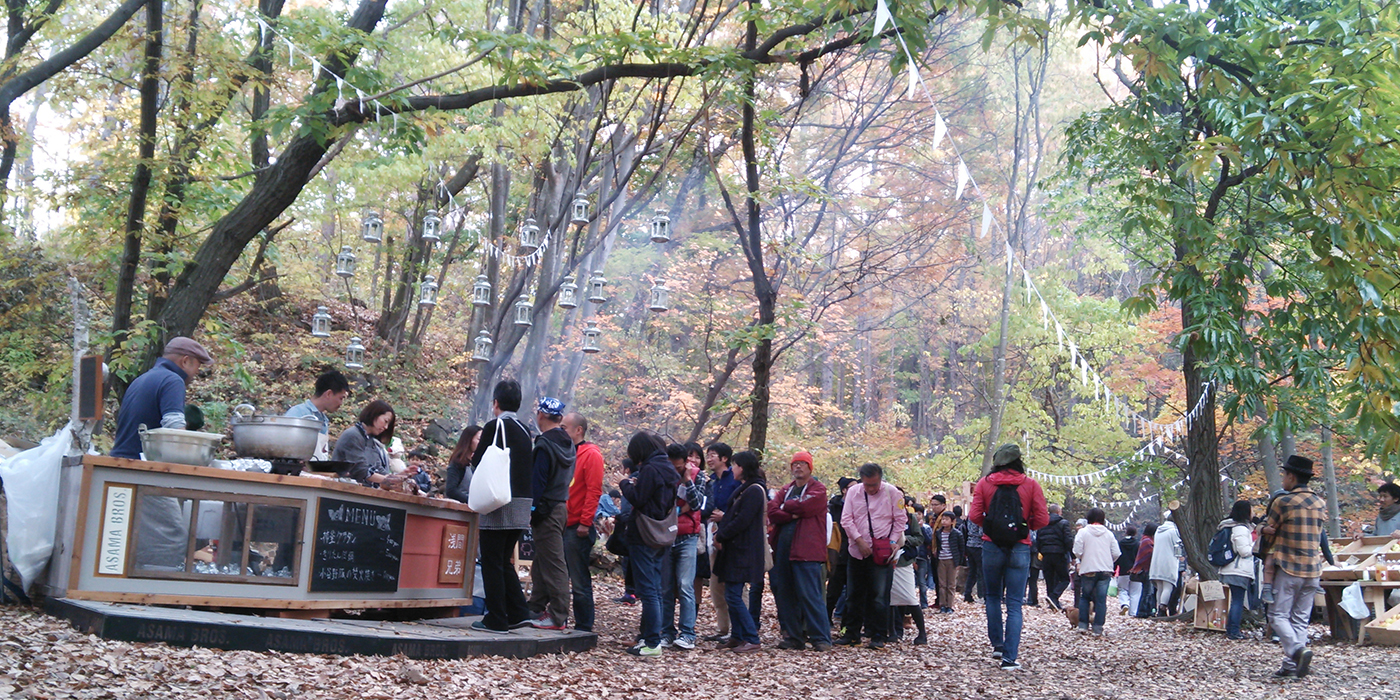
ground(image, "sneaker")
xmin=866 ymin=640 xmax=886 ymax=650
xmin=625 ymin=645 xmax=662 ymax=657
xmin=1120 ymin=605 xmax=1129 ymax=616
xmin=1091 ymin=627 xmax=1104 ymax=637
xmin=777 ymin=638 xmax=804 ymax=650
xmin=528 ymin=615 xmax=567 ymax=631
xmin=657 ymin=637 xmax=673 ymax=648
xmin=471 ymin=620 xmax=510 ymax=634
xmin=833 ymin=636 xmax=861 ymax=646
xmin=913 ymin=635 xmax=928 ymax=646
xmin=1294 ymin=648 xmax=1313 ymax=678
xmin=702 ymin=633 xmax=730 ymax=642
xmin=992 ymin=648 xmax=1004 ymax=660
xmin=508 ymin=618 xmax=536 ymax=630
xmin=617 ymin=594 xmax=639 ymax=605
xmin=732 ymin=642 xmax=762 ymax=653
xmin=1273 ymin=665 xmax=1296 ymax=678
xmin=810 ymin=641 xmax=832 ymax=652
xmin=1261 ymin=586 xmax=1274 ymax=604
xmin=672 ymin=636 xmax=696 ymax=650
xmin=1000 ymin=659 xmax=1022 ymax=670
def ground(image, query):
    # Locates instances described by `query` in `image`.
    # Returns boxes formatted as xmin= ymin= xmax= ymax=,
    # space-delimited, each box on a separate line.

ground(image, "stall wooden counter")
xmin=65 ymin=455 xmax=478 ymax=615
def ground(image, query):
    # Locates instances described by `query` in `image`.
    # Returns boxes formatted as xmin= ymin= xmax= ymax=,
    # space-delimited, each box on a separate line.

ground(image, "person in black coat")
xmin=1114 ymin=525 xmax=1139 ymax=615
xmin=618 ymin=432 xmax=679 ymax=655
xmin=467 ymin=380 xmax=536 ymax=633
xmin=713 ymin=450 xmax=768 ymax=651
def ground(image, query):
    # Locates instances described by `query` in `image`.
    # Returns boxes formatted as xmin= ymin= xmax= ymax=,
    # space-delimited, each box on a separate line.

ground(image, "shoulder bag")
xmin=467 ymin=418 xmax=512 ymax=514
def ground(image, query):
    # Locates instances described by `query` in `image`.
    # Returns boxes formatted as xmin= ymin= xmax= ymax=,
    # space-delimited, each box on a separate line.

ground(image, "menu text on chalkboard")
xmin=309 ymin=498 xmax=407 ymax=592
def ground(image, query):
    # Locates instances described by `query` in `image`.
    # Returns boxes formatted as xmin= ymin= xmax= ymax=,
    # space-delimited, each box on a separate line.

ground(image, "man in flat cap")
xmin=110 ymin=336 xmax=214 ymax=459
xmin=1262 ymin=455 xmax=1325 ymax=678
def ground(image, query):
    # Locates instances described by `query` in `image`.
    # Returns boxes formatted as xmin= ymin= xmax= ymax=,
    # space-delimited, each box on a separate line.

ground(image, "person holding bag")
xmin=712 ymin=450 xmax=768 ymax=653
xmin=467 ymin=380 xmax=535 ymax=634
xmin=618 ymin=432 xmax=679 ymax=656
xmin=835 ymin=462 xmax=904 ymax=649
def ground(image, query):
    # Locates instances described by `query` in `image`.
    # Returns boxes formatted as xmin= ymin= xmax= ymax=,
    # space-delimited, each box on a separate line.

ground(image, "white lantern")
xmin=582 ymin=320 xmax=602 ymax=354
xmin=334 ymin=246 xmax=357 ymax=278
xmin=311 ymin=306 xmax=332 ymax=338
xmin=558 ymin=274 xmax=578 ymax=309
xmin=345 ymin=337 xmax=365 ymax=369
xmin=418 ymin=275 xmax=438 ymax=308
xmin=472 ymin=274 xmax=492 ymax=307
xmin=513 ymin=296 xmax=534 ymax=327
xmin=570 ymin=195 xmax=590 ymax=226
xmin=520 ymin=218 xmax=541 ymax=253
xmin=361 ymin=212 xmax=383 ymax=243
xmin=587 ymin=270 xmax=607 ymax=304
xmin=421 ymin=211 xmax=442 ymax=243
xmin=648 ymin=280 xmax=670 ymax=312
xmin=471 ymin=330 xmax=493 ymax=362
xmin=649 ymin=210 xmax=671 ymax=243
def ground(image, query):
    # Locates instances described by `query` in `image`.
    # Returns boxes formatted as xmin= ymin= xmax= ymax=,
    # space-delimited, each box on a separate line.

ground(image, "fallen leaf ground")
xmin=1 ymin=578 xmax=1394 ymax=700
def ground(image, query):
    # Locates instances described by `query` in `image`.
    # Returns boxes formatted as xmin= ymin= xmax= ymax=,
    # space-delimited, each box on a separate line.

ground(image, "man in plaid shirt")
xmin=1262 ymin=455 xmax=1325 ymax=678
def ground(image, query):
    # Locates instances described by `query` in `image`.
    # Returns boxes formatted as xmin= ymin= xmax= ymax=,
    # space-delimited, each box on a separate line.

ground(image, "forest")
xmin=3 ymin=0 xmax=1400 ymax=573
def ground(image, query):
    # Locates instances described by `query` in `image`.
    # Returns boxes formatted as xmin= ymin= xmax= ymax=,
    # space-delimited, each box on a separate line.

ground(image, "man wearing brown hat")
xmin=110 ymin=336 xmax=214 ymax=459
xmin=1261 ymin=455 xmax=1325 ymax=678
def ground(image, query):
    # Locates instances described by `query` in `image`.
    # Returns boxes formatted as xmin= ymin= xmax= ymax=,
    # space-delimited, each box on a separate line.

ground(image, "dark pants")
xmin=915 ymin=558 xmax=930 ymax=608
xmin=623 ymin=555 xmax=635 ymax=595
xmin=772 ymin=559 xmax=830 ymax=645
xmin=478 ymin=529 xmax=530 ymax=631
xmin=725 ymin=580 xmax=761 ymax=644
xmin=826 ymin=548 xmax=848 ymax=622
xmin=563 ymin=525 xmax=596 ymax=631
xmin=748 ymin=576 xmax=763 ymax=630
xmin=630 ymin=539 xmax=665 ymax=648
xmin=963 ymin=547 xmax=983 ymax=601
xmin=1227 ymin=583 xmax=1247 ymax=637
xmin=843 ymin=555 xmax=891 ymax=642
xmin=1041 ymin=552 xmax=1070 ymax=607
xmin=1026 ymin=566 xmax=1040 ymax=605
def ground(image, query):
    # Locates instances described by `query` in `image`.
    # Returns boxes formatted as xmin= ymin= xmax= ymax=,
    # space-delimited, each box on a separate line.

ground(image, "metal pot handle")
xmin=233 ymin=403 xmax=257 ymax=418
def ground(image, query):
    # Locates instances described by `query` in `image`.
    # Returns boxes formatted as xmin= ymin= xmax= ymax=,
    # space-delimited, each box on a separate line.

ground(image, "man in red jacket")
xmin=768 ymin=451 xmax=832 ymax=651
xmin=969 ymin=444 xmax=1049 ymax=670
xmin=563 ymin=412 xmax=604 ymax=632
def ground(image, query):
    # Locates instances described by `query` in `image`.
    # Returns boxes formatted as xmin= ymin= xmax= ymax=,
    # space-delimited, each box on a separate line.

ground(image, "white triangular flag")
xmin=1039 ymin=299 xmax=1049 ymax=326
xmin=873 ymin=0 xmax=893 ymax=36
xmin=955 ymin=160 xmax=969 ymax=199
xmin=1055 ymin=322 xmax=1064 ymax=350
xmin=932 ymin=113 xmax=947 ymax=150
xmin=1005 ymin=241 xmax=1014 ymax=275
xmin=1024 ymin=268 xmax=1033 ymax=303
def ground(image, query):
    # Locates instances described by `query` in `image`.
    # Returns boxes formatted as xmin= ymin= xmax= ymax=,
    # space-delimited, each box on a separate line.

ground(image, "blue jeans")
xmin=1078 ymin=572 xmax=1111 ymax=630
xmin=1227 ymin=583 xmax=1247 ymax=637
xmin=629 ymin=539 xmax=665 ymax=648
xmin=661 ymin=534 xmax=699 ymax=642
xmin=563 ymin=525 xmax=596 ymax=631
xmin=771 ymin=558 xmax=831 ymax=644
xmin=982 ymin=543 xmax=1030 ymax=662
xmin=725 ymin=580 xmax=761 ymax=644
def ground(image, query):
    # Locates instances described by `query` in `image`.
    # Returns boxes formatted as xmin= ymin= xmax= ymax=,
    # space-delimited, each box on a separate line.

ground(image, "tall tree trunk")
xmin=741 ymin=2 xmax=774 ymax=456
xmin=1322 ymin=423 xmax=1340 ymax=538
xmin=981 ymin=247 xmax=1015 ymax=475
xmin=1259 ymin=430 xmax=1283 ymax=494
xmin=1177 ymin=273 xmax=1223 ymax=578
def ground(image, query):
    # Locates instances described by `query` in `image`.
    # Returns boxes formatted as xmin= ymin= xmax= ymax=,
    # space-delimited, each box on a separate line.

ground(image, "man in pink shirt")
xmin=835 ymin=463 xmax=905 ymax=649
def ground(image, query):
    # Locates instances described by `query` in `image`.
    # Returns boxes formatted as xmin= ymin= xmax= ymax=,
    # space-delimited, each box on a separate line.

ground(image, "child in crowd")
xmin=934 ymin=511 xmax=965 ymax=613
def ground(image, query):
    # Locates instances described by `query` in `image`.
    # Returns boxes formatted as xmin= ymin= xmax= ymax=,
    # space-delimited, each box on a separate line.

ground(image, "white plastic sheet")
xmin=0 ymin=428 xmax=68 ymax=592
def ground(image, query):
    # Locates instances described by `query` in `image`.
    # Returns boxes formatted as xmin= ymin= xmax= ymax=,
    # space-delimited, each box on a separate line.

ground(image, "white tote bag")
xmin=468 ymin=418 xmax=513 ymax=514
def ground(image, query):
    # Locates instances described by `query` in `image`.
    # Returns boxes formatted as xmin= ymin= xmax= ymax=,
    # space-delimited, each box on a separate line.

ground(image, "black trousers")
xmin=843 ymin=555 xmax=891 ymax=642
xmin=963 ymin=547 xmax=983 ymax=601
xmin=478 ymin=529 xmax=531 ymax=631
xmin=1041 ymin=552 xmax=1071 ymax=606
xmin=826 ymin=548 xmax=848 ymax=622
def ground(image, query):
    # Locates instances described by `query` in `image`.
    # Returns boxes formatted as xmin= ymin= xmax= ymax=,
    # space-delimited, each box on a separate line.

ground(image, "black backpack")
xmin=1208 ymin=525 xmax=1236 ymax=567
xmin=983 ymin=482 xmax=1029 ymax=548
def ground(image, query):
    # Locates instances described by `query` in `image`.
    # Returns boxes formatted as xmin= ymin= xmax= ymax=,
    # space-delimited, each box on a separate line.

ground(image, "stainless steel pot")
xmin=229 ymin=404 xmax=321 ymax=460
xmin=139 ymin=425 xmax=224 ymax=466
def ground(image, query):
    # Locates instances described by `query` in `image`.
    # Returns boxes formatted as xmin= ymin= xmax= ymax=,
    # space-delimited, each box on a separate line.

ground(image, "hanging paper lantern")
xmin=471 ymin=330 xmax=493 ymax=362
xmin=334 ymin=246 xmax=357 ymax=278
xmin=587 ymin=270 xmax=607 ymax=304
xmin=582 ymin=320 xmax=602 ymax=354
xmin=513 ymin=296 xmax=534 ymax=327
xmin=311 ymin=306 xmax=332 ymax=338
xmin=649 ymin=210 xmax=671 ymax=243
xmin=570 ymin=195 xmax=590 ymax=226
xmin=520 ymin=218 xmax=541 ymax=253
xmin=418 ymin=275 xmax=438 ymax=308
xmin=648 ymin=280 xmax=669 ymax=312
xmin=345 ymin=337 xmax=365 ymax=369
xmin=472 ymin=274 xmax=492 ymax=307
xmin=558 ymin=274 xmax=579 ymax=309
xmin=361 ymin=212 xmax=383 ymax=243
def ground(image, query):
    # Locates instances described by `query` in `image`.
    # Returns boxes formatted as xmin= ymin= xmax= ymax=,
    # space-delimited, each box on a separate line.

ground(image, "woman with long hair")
xmin=713 ymin=450 xmax=768 ymax=653
xmin=443 ymin=425 xmax=483 ymax=503
xmin=330 ymin=399 xmax=396 ymax=486
xmin=618 ymin=431 xmax=678 ymax=656
xmin=1217 ymin=499 xmax=1257 ymax=639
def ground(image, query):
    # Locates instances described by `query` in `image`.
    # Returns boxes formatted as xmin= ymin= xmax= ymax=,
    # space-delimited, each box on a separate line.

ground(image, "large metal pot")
xmin=139 ymin=425 xmax=224 ymax=466
xmin=229 ymin=404 xmax=321 ymax=460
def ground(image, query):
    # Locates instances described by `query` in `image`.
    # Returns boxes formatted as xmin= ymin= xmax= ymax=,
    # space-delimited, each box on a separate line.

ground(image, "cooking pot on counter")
xmin=229 ymin=403 xmax=321 ymax=461
xmin=139 ymin=425 xmax=224 ymax=466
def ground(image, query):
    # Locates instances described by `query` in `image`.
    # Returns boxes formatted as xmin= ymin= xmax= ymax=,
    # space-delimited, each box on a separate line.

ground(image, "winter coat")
xmin=934 ymin=526 xmax=967 ymax=566
xmin=767 ymin=478 xmax=830 ymax=563
xmin=1216 ymin=519 xmax=1256 ymax=580
xmin=1149 ymin=521 xmax=1183 ymax=584
xmin=1072 ymin=523 xmax=1122 ymax=575
xmin=531 ymin=426 xmax=576 ymax=505
xmin=715 ymin=480 xmax=769 ymax=585
xmin=1115 ymin=535 xmax=1139 ymax=574
xmin=619 ymin=452 xmax=680 ymax=524
xmin=969 ymin=468 xmax=1050 ymax=546
xmin=1037 ymin=514 xmax=1072 ymax=554
xmin=1130 ymin=536 xmax=1154 ymax=575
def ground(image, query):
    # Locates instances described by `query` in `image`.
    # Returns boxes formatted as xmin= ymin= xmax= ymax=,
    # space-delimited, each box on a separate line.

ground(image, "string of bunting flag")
xmin=251 ymin=16 xmax=404 ymax=133
xmin=1025 ymin=443 xmax=1192 ymax=487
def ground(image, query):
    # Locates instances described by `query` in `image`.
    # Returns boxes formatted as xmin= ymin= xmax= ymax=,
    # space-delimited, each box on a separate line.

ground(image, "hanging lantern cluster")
xmin=361 ymin=212 xmax=383 ymax=243
xmin=570 ymin=195 xmax=590 ymax=226
xmin=311 ymin=306 xmax=332 ymax=337
xmin=514 ymin=297 xmax=534 ymax=327
xmin=520 ymin=218 xmax=541 ymax=253
xmin=418 ymin=275 xmax=438 ymax=308
xmin=335 ymin=246 xmax=357 ymax=278
xmin=558 ymin=275 xmax=578 ymax=309
xmin=345 ymin=337 xmax=365 ymax=369
xmin=649 ymin=210 xmax=671 ymax=244
xmin=472 ymin=274 xmax=492 ymax=307
xmin=471 ymin=330 xmax=493 ymax=362
xmin=648 ymin=280 xmax=670 ymax=313
xmin=421 ymin=211 xmax=442 ymax=243
xmin=587 ymin=271 xmax=607 ymax=304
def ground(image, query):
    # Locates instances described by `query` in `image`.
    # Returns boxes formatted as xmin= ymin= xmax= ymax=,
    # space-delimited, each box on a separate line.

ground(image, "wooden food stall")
xmin=1320 ymin=536 xmax=1400 ymax=643
xmin=63 ymin=455 xmax=478 ymax=617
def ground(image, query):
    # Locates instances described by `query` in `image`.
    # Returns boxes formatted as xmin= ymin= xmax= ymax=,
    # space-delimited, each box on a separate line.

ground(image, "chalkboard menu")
xmin=309 ymin=497 xmax=407 ymax=593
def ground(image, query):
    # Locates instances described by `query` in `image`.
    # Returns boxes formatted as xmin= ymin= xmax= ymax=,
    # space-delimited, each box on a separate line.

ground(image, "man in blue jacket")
xmin=110 ymin=337 xmax=213 ymax=459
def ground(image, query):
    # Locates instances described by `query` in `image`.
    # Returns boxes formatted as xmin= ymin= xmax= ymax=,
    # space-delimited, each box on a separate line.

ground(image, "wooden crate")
xmin=1339 ymin=536 xmax=1400 ymax=558
xmin=1323 ymin=554 xmax=1377 ymax=581
xmin=1363 ymin=601 xmax=1400 ymax=646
